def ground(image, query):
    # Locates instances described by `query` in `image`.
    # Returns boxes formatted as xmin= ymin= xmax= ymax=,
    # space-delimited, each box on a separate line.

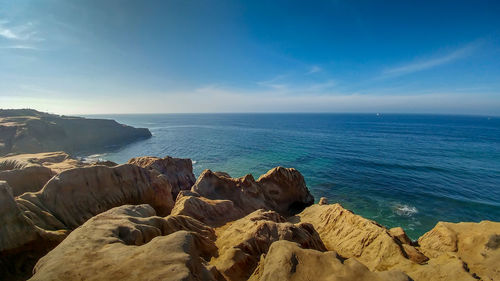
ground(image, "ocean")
xmin=82 ymin=113 xmax=500 ymax=239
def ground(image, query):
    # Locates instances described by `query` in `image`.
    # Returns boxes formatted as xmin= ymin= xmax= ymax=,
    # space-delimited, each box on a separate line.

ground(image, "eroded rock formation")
xmin=172 ymin=167 xmax=314 ymax=227
xmin=294 ymin=203 xmax=495 ymax=281
xmin=0 ymin=164 xmax=174 ymax=280
xmin=211 ymin=209 xmax=326 ymax=281
xmin=0 ymin=151 xmax=86 ymax=196
xmin=249 ymin=240 xmax=412 ymax=281
xmin=128 ymin=155 xmax=196 ymax=198
xmin=29 ymin=205 xmax=225 ymax=281
xmin=1 ymin=156 xmax=498 ymax=281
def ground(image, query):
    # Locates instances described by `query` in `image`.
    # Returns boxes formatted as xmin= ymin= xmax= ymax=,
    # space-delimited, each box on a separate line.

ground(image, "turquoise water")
xmin=82 ymin=114 xmax=500 ymax=239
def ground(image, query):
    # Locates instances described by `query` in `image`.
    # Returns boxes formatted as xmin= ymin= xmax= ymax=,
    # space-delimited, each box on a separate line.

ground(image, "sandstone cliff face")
xmin=0 ymin=164 xmax=175 ymax=280
xmin=128 ymin=155 xmax=196 ymax=198
xmin=0 ymin=151 xmax=87 ymax=196
xmin=0 ymin=109 xmax=151 ymax=156
xmin=16 ymin=164 xmax=175 ymax=229
xmin=30 ymin=205 xmax=225 ymax=281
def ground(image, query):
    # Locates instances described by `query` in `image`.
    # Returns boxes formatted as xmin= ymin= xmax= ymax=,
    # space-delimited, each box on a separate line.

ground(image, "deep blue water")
xmin=82 ymin=114 xmax=500 ymax=239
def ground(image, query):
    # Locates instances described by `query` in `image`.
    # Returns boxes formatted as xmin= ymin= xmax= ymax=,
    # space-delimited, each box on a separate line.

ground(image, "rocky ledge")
xmin=0 ymin=109 xmax=151 ymax=156
xmin=0 ymin=152 xmax=499 ymax=281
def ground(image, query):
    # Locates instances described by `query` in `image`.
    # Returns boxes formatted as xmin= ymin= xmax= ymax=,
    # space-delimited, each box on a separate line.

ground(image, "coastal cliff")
xmin=0 ymin=109 xmax=151 ymax=156
xmin=0 ymin=151 xmax=498 ymax=281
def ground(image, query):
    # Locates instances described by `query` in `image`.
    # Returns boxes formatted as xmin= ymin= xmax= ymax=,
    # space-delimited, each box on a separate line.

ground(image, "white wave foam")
xmin=81 ymin=153 xmax=107 ymax=164
xmin=192 ymin=160 xmax=197 ymax=164
xmin=393 ymin=204 xmax=418 ymax=217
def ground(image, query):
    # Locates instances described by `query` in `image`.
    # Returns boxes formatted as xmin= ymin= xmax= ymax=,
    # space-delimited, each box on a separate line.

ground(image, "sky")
xmin=1 ymin=0 xmax=500 ymax=115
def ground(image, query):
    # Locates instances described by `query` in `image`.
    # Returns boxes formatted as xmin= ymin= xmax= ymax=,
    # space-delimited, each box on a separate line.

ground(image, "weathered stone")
xmin=30 ymin=205 xmax=225 ymax=281
xmin=211 ymin=209 xmax=326 ymax=281
xmin=128 ymin=155 xmax=195 ymax=198
xmin=248 ymin=240 xmax=412 ymax=281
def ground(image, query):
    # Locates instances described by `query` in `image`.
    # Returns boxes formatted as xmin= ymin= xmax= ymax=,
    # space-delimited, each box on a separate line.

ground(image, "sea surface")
xmin=82 ymin=113 xmax=500 ymax=239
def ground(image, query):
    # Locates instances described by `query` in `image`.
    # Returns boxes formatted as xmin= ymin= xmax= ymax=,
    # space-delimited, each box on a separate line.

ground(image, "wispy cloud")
xmin=307 ymin=65 xmax=322 ymax=74
xmin=382 ymin=42 xmax=480 ymax=78
xmin=257 ymin=75 xmax=289 ymax=91
xmin=306 ymin=79 xmax=336 ymax=91
xmin=0 ymin=20 xmax=41 ymax=41
xmin=0 ymin=45 xmax=37 ymax=50
xmin=257 ymin=73 xmax=338 ymax=93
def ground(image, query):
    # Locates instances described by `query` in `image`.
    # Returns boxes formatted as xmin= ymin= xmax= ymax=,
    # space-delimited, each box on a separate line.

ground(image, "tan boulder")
xmin=318 ymin=196 xmax=328 ymax=205
xmin=248 ymin=240 xmax=412 ymax=281
xmin=30 ymin=204 xmax=225 ymax=281
xmin=128 ymin=155 xmax=196 ymax=198
xmin=211 ymin=209 xmax=326 ymax=281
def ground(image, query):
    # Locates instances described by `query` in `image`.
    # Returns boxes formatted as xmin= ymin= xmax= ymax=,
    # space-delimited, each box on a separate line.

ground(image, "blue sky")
xmin=1 ymin=0 xmax=500 ymax=115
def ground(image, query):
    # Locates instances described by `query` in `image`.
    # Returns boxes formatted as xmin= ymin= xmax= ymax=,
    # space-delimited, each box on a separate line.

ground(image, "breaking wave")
xmin=393 ymin=204 xmax=418 ymax=217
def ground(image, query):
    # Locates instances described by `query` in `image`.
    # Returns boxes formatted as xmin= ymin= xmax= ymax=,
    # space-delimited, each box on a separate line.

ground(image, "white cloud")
xmin=0 ymin=45 xmax=37 ymax=50
xmin=0 ymin=21 xmax=40 ymax=41
xmin=257 ymin=75 xmax=289 ymax=91
xmin=382 ymin=42 xmax=480 ymax=78
xmin=306 ymin=79 xmax=336 ymax=91
xmin=307 ymin=65 xmax=322 ymax=74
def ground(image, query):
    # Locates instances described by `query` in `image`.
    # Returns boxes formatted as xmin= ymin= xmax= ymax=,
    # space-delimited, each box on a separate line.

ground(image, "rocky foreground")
xmin=0 ymin=109 xmax=151 ymax=156
xmin=0 ymin=152 xmax=499 ymax=281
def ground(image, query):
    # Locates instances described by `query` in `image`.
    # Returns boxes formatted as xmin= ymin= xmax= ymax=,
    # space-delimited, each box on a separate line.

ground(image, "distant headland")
xmin=0 ymin=109 xmax=151 ymax=156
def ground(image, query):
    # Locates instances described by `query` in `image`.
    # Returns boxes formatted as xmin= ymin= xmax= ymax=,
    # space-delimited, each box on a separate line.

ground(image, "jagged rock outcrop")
xmin=0 ymin=164 xmax=174 ymax=280
xmin=0 ymin=109 xmax=151 ymax=156
xmin=30 ymin=204 xmax=225 ymax=281
xmin=294 ymin=203 xmax=487 ymax=281
xmin=211 ymin=210 xmax=326 ymax=281
xmin=173 ymin=167 xmax=314 ymax=227
xmin=418 ymin=221 xmax=500 ymax=281
xmin=293 ymin=203 xmax=422 ymax=270
xmin=248 ymin=240 xmax=412 ymax=281
xmin=0 ymin=151 xmax=86 ymax=196
xmin=128 ymin=155 xmax=196 ymax=198
xmin=172 ymin=190 xmax=244 ymax=227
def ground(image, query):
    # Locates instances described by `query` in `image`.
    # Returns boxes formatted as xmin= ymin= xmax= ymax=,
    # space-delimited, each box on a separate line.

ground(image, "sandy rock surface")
xmin=30 ymin=204 xmax=225 ymax=281
xmin=249 ymin=240 xmax=411 ymax=281
xmin=0 ymin=164 xmax=175 ymax=280
xmin=0 ymin=151 xmax=86 ymax=196
xmin=174 ymin=167 xmax=314 ymax=228
xmin=211 ymin=209 xmax=326 ymax=281
xmin=294 ymin=203 xmax=494 ymax=281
